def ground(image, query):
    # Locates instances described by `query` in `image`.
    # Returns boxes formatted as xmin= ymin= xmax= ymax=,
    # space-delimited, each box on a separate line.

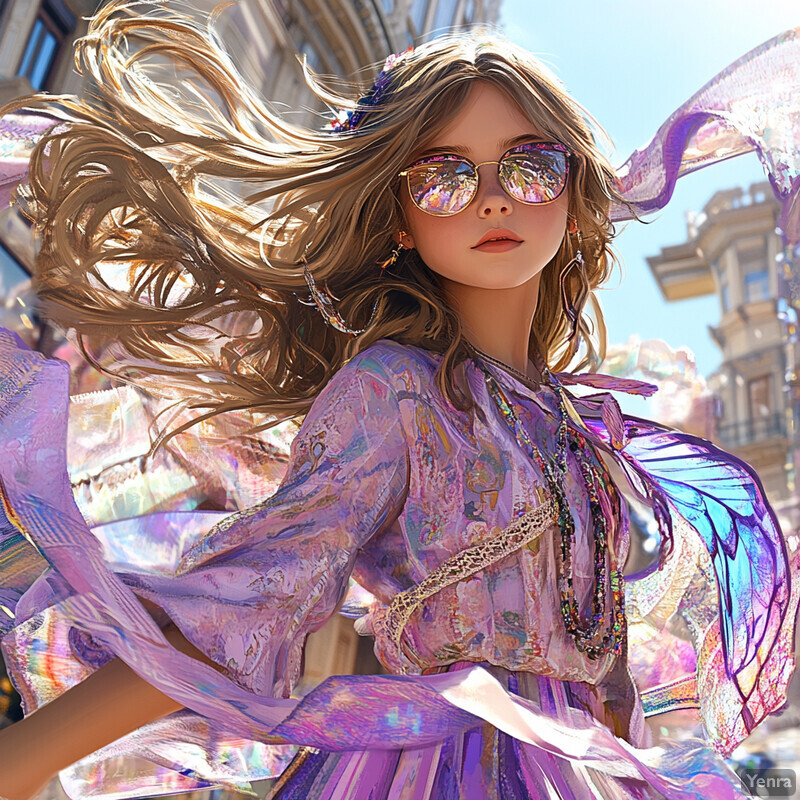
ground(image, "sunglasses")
xmin=398 ymin=141 xmax=571 ymax=217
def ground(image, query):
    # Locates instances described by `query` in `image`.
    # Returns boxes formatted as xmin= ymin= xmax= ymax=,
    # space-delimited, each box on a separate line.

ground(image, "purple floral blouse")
xmin=1 ymin=329 xmax=796 ymax=794
xmin=154 ymin=339 xmax=627 ymax=694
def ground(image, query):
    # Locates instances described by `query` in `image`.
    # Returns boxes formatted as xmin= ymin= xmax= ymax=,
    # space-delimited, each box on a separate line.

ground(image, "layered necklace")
xmin=469 ymin=344 xmax=542 ymax=389
xmin=470 ymin=348 xmax=625 ymax=660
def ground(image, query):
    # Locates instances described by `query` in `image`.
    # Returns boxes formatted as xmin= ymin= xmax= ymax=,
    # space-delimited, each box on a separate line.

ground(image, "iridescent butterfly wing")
xmin=572 ymin=391 xmax=799 ymax=753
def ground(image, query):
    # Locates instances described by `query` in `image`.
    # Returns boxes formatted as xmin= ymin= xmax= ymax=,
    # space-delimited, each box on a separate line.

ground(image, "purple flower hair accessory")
xmin=330 ymin=46 xmax=414 ymax=133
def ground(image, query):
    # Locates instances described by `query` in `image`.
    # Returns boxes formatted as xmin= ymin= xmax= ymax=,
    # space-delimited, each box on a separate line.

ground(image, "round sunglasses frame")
xmin=398 ymin=141 xmax=571 ymax=217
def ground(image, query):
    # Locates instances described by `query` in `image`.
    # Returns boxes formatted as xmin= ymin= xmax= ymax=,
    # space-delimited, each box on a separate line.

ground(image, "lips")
xmin=472 ymin=228 xmax=523 ymax=248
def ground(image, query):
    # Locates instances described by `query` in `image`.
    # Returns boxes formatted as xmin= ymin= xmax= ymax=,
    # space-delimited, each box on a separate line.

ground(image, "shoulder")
xmin=349 ymin=338 xmax=439 ymax=377
xmin=301 ymin=340 xmax=438 ymax=427
xmin=330 ymin=339 xmax=440 ymax=396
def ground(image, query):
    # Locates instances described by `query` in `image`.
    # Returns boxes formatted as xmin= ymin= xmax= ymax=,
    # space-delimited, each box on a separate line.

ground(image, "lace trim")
xmin=376 ymin=491 xmax=558 ymax=672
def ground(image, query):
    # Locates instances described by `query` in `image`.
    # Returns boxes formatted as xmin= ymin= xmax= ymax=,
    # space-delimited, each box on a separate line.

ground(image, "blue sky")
xmin=500 ymin=1 xmax=799 ymax=379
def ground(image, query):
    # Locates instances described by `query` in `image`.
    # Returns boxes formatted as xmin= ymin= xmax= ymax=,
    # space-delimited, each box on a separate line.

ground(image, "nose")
xmin=474 ymin=162 xmax=511 ymax=217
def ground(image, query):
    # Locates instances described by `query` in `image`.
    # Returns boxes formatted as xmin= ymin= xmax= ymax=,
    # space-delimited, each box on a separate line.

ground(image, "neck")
xmin=440 ymin=273 xmax=542 ymax=375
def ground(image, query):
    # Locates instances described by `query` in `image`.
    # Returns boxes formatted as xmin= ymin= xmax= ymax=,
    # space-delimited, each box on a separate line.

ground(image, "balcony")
xmin=717 ymin=413 xmax=786 ymax=449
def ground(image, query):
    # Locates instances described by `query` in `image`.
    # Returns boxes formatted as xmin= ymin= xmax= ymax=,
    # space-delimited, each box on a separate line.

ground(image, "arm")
xmin=0 ymin=624 xmax=195 ymax=800
xmin=0 ymin=592 xmax=226 ymax=800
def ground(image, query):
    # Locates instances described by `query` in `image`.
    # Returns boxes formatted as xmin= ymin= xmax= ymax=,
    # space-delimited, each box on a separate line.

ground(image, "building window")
xmin=744 ymin=267 xmax=770 ymax=303
xmin=297 ymin=40 xmax=320 ymax=71
xmin=16 ymin=0 xmax=76 ymax=91
xmin=410 ymin=0 xmax=428 ymax=32
xmin=299 ymin=15 xmax=342 ymax=76
xmin=720 ymin=276 xmax=731 ymax=312
xmin=433 ymin=0 xmax=460 ymax=30
xmin=271 ymin=0 xmax=292 ymax=26
xmin=463 ymin=0 xmax=476 ymax=23
xmin=738 ymin=241 xmax=770 ymax=304
xmin=748 ymin=376 xmax=772 ymax=419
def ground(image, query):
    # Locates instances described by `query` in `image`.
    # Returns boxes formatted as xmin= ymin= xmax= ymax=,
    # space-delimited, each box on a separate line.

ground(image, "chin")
xmin=468 ymin=262 xmax=546 ymax=289
xmin=426 ymin=252 xmax=549 ymax=291
xmin=446 ymin=273 xmax=543 ymax=292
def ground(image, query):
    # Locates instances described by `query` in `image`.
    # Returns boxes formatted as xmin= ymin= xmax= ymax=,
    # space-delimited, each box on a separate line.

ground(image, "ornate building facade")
xmin=219 ymin=0 xmax=501 ymax=129
xmin=647 ymin=179 xmax=800 ymax=732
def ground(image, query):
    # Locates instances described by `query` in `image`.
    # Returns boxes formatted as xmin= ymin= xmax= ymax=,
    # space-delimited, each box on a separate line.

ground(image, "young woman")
xmin=0 ymin=3 xmax=797 ymax=798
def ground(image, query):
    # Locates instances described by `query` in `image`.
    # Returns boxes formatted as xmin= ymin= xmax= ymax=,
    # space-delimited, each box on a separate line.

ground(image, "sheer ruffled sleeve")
xmin=125 ymin=355 xmax=410 ymax=697
xmin=0 ymin=111 xmax=63 ymax=207
xmin=66 ymin=383 xmax=296 ymax=527
xmin=0 ymin=331 xmax=408 ymax=724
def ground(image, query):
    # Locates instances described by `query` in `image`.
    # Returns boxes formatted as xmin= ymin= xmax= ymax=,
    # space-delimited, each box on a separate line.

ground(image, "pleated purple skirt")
xmin=267 ymin=664 xmax=746 ymax=800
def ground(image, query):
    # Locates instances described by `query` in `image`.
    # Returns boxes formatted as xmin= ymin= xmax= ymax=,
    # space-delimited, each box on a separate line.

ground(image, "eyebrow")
xmin=415 ymin=133 xmax=548 ymax=159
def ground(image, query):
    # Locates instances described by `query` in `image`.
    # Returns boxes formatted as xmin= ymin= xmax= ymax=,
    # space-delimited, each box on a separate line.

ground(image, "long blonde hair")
xmin=5 ymin=0 xmax=634 ymax=428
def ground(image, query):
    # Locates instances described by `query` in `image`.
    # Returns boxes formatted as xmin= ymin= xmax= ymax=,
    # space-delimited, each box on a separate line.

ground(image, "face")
xmin=398 ymin=81 xmax=570 ymax=295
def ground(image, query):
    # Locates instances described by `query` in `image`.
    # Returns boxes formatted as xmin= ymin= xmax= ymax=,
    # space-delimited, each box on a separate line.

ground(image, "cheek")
xmin=403 ymin=203 xmax=465 ymax=265
xmin=415 ymin=219 xmax=463 ymax=255
xmin=411 ymin=219 xmax=472 ymax=278
xmin=520 ymin=200 xmax=569 ymax=253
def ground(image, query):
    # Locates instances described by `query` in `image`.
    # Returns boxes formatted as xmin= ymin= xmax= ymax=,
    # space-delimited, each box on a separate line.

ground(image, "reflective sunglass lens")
xmin=404 ymin=145 xmax=569 ymax=214
xmin=406 ymin=160 xmax=476 ymax=216
xmin=500 ymin=150 xmax=568 ymax=203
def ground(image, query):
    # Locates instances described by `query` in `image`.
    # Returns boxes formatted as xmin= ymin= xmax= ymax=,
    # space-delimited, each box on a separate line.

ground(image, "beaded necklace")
xmin=475 ymin=359 xmax=626 ymax=660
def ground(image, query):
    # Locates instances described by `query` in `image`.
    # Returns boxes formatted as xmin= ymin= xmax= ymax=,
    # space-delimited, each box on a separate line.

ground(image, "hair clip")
xmin=330 ymin=47 xmax=414 ymax=133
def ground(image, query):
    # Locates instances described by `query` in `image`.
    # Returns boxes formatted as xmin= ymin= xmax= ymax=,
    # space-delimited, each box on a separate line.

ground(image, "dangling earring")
xmin=379 ymin=230 xmax=409 ymax=270
xmin=560 ymin=219 xmax=588 ymax=341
